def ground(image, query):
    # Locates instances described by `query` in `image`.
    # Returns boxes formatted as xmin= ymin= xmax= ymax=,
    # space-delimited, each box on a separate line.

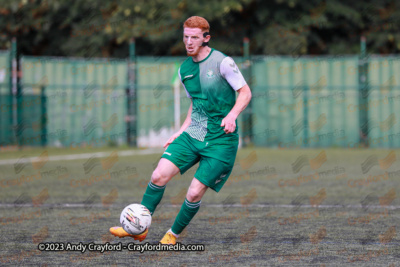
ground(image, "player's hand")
xmin=221 ymin=114 xmax=236 ymax=134
xmin=163 ymin=131 xmax=182 ymax=148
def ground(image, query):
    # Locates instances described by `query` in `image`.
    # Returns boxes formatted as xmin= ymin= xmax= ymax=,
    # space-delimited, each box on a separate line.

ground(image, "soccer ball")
xmin=120 ymin=204 xmax=152 ymax=235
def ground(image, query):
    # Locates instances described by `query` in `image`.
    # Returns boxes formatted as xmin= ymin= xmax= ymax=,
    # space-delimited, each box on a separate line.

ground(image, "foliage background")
xmin=0 ymin=0 xmax=399 ymax=57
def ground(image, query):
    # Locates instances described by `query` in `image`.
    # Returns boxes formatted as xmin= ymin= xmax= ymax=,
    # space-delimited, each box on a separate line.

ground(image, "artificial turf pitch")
xmin=0 ymin=147 xmax=399 ymax=266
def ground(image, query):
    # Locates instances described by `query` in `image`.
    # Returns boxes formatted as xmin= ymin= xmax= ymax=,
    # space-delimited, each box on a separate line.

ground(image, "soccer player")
xmin=110 ymin=16 xmax=252 ymax=244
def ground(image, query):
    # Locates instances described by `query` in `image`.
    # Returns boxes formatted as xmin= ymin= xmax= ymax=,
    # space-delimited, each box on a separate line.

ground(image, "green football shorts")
xmin=161 ymin=132 xmax=239 ymax=192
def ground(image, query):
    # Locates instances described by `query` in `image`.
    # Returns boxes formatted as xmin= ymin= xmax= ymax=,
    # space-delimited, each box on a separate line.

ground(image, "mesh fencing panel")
xmin=1 ymin=53 xmax=398 ymax=148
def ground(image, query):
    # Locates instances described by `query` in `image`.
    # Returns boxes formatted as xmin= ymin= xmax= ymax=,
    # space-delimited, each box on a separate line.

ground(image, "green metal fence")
xmin=1 ymin=43 xmax=400 ymax=149
xmin=366 ymin=56 xmax=400 ymax=148
xmin=251 ymin=56 xmax=360 ymax=148
xmin=20 ymin=56 xmax=129 ymax=148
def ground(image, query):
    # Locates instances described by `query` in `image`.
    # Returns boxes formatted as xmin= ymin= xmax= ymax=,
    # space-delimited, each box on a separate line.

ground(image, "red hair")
xmin=183 ymin=16 xmax=210 ymax=32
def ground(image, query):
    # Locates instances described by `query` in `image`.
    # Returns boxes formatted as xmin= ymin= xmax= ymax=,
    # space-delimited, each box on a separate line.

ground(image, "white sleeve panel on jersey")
xmin=220 ymin=57 xmax=247 ymax=91
xmin=178 ymin=67 xmax=192 ymax=98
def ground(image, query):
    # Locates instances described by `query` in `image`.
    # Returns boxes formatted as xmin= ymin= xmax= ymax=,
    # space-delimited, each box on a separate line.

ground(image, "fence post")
xmin=40 ymin=86 xmax=47 ymax=146
xmin=4 ymin=40 xmax=13 ymax=148
xmin=127 ymin=38 xmax=137 ymax=146
xmin=242 ymin=37 xmax=252 ymax=146
xmin=302 ymin=85 xmax=309 ymax=148
xmin=358 ymin=36 xmax=369 ymax=146
xmin=10 ymin=38 xmax=20 ymax=147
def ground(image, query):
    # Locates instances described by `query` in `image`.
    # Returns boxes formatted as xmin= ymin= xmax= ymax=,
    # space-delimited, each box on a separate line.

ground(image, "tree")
xmin=0 ymin=0 xmax=399 ymax=57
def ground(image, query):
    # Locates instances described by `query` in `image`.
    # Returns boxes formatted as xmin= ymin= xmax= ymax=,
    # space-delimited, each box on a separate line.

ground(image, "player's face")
xmin=183 ymin=27 xmax=205 ymax=57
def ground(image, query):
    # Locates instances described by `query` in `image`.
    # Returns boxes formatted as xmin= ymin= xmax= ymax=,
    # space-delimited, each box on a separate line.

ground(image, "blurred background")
xmin=0 ymin=0 xmax=399 ymax=149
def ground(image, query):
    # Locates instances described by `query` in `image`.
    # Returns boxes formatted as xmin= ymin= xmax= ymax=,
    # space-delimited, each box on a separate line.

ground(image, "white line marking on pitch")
xmin=0 ymin=148 xmax=163 ymax=165
xmin=1 ymin=203 xmax=399 ymax=210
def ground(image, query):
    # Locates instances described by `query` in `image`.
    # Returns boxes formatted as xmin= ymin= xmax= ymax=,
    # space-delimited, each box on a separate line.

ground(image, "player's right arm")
xmin=163 ymin=100 xmax=192 ymax=148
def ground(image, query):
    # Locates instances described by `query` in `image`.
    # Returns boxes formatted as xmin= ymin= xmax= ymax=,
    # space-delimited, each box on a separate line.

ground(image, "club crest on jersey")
xmin=206 ymin=69 xmax=214 ymax=78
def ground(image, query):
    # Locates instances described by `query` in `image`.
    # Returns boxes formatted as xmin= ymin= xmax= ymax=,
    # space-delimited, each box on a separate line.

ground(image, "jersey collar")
xmin=192 ymin=48 xmax=214 ymax=64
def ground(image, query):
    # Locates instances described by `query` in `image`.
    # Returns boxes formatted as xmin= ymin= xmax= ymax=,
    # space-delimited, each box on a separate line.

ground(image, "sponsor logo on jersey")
xmin=184 ymin=74 xmax=193 ymax=79
xmin=163 ymin=152 xmax=171 ymax=156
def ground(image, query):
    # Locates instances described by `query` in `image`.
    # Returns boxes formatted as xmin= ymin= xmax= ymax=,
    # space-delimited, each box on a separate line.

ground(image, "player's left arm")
xmin=221 ymin=84 xmax=252 ymax=134
xmin=220 ymin=57 xmax=252 ymax=134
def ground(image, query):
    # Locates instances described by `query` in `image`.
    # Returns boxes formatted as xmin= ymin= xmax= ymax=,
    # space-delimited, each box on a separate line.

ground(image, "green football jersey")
xmin=179 ymin=48 xmax=247 ymax=142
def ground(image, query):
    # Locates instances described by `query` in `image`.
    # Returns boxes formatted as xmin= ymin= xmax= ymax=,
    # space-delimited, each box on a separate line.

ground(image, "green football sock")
xmin=171 ymin=198 xmax=201 ymax=235
xmin=140 ymin=182 xmax=166 ymax=215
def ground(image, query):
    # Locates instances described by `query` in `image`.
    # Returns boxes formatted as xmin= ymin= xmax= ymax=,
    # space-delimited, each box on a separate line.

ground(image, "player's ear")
xmin=203 ymin=32 xmax=211 ymax=43
xmin=201 ymin=32 xmax=210 ymax=47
